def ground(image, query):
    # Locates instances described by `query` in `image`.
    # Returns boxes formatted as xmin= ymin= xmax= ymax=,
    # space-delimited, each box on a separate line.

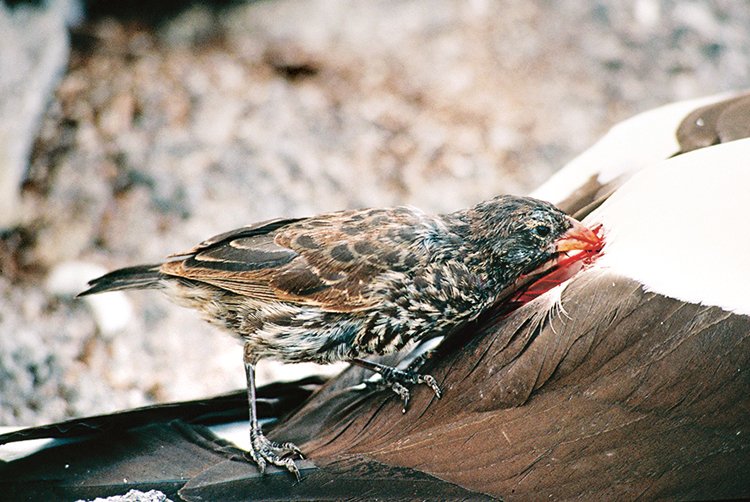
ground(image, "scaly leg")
xmin=352 ymin=358 xmax=442 ymax=413
xmin=402 ymin=337 xmax=442 ymax=374
xmin=243 ymin=349 xmax=303 ymax=480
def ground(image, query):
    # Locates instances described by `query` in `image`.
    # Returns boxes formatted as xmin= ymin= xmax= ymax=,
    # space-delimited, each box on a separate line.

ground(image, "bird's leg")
xmin=351 ymin=358 xmax=442 ymax=413
xmin=390 ymin=335 xmax=445 ymax=376
xmin=242 ymin=346 xmax=303 ymax=480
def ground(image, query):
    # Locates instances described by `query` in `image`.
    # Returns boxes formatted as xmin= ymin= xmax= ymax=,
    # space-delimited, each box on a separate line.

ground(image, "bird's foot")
xmin=367 ymin=366 xmax=442 ymax=413
xmin=243 ymin=429 xmax=304 ymax=481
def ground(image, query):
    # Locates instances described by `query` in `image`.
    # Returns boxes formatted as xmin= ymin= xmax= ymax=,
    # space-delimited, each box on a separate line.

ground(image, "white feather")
xmin=587 ymin=138 xmax=750 ymax=316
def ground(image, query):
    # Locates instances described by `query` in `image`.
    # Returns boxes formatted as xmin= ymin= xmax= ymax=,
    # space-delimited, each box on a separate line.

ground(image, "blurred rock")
xmin=0 ymin=0 xmax=80 ymax=229
xmin=47 ymin=261 xmax=133 ymax=337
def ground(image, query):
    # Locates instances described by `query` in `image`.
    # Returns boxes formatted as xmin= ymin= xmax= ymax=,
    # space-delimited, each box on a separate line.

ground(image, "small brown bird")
xmin=79 ymin=195 xmax=600 ymax=479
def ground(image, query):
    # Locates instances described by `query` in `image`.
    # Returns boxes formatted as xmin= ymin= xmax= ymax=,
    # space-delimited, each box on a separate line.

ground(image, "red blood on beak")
xmin=512 ymin=219 xmax=603 ymax=306
xmin=555 ymin=218 xmax=603 ymax=253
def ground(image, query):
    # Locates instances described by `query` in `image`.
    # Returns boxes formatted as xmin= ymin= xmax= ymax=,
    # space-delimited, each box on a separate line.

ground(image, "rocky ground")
xmin=1 ymin=0 xmax=748 ymax=425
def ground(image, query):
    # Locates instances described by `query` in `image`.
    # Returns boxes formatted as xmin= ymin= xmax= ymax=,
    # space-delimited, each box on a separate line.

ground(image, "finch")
xmin=80 ymin=194 xmax=600 ymax=479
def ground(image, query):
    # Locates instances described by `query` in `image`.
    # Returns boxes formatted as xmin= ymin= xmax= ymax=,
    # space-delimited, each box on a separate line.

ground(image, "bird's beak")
xmin=555 ymin=218 xmax=603 ymax=253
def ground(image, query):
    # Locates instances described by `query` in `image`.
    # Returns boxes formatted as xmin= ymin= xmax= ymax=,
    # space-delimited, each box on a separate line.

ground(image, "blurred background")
xmin=0 ymin=0 xmax=748 ymax=426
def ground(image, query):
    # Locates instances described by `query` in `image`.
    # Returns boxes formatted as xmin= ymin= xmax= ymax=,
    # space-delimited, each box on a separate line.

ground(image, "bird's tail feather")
xmin=78 ymin=264 xmax=165 ymax=297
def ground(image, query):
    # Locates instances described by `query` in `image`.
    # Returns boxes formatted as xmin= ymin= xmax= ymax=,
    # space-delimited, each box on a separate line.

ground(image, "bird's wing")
xmin=167 ymin=217 xmax=306 ymax=259
xmin=160 ymin=208 xmax=434 ymax=312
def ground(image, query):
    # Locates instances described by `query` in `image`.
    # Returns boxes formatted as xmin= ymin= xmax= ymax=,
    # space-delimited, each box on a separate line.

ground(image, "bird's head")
xmin=467 ymin=195 xmax=601 ymax=279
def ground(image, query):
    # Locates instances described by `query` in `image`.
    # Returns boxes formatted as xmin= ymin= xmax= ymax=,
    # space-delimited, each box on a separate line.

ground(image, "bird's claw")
xmin=420 ymin=374 xmax=443 ymax=399
xmin=244 ymin=430 xmax=304 ymax=481
xmin=366 ymin=367 xmax=442 ymax=413
xmin=390 ymin=381 xmax=411 ymax=413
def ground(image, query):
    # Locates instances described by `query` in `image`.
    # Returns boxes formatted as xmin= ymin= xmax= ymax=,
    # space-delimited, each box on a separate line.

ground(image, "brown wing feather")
xmin=167 ymin=217 xmax=305 ymax=259
xmin=160 ymin=208 xmax=434 ymax=312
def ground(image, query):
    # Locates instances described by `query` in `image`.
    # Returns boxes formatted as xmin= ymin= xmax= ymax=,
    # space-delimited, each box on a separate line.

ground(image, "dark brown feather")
xmin=270 ymin=270 xmax=750 ymax=500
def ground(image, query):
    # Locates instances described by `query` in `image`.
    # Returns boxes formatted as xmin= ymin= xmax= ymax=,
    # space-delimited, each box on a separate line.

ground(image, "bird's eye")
xmin=533 ymin=225 xmax=551 ymax=238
